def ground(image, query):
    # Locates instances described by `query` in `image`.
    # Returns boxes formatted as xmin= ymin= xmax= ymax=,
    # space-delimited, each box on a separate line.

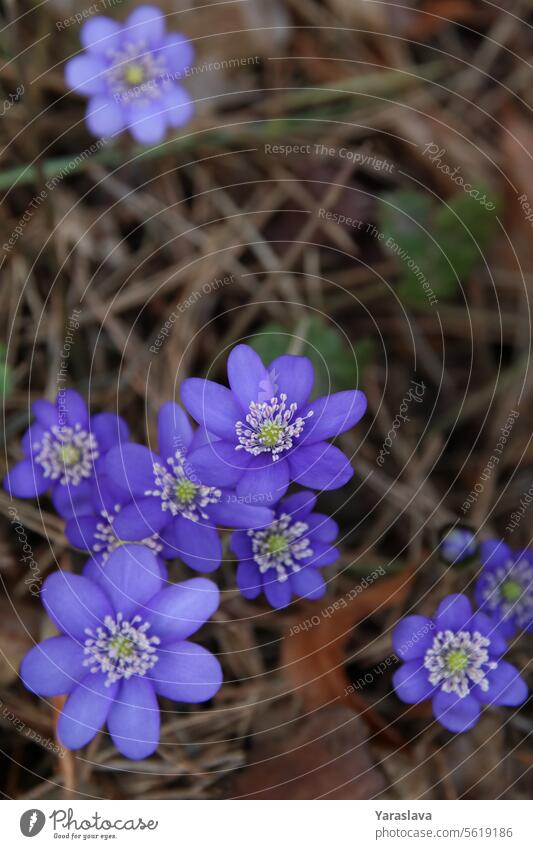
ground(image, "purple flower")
xmin=392 ymin=594 xmax=527 ymax=732
xmin=439 ymin=524 xmax=478 ymax=566
xmin=20 ymin=546 xmax=222 ymax=759
xmin=3 ymin=390 xmax=128 ymax=516
xmin=64 ymin=471 xmax=170 ymax=581
xmin=230 ymin=491 xmax=340 ymax=609
xmin=104 ymin=401 xmax=274 ymax=573
xmin=65 ymin=6 xmax=194 ymax=143
xmin=475 ymin=540 xmax=533 ymax=637
xmin=181 ymin=344 xmax=367 ymax=505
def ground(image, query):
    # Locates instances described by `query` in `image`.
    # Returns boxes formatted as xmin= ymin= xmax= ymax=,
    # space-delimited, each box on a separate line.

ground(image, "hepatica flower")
xmin=439 ymin=524 xmax=478 ymax=566
xmin=3 ymin=390 xmax=128 ymax=517
xmin=230 ymin=491 xmax=339 ymax=609
xmin=20 ymin=546 xmax=222 ymax=759
xmin=181 ymin=344 xmax=367 ymax=504
xmin=64 ymin=472 xmax=170 ymax=581
xmin=475 ymin=540 xmax=533 ymax=637
xmin=392 ymin=594 xmax=527 ymax=732
xmin=105 ymin=402 xmax=274 ymax=573
xmin=65 ymin=5 xmax=194 ymax=143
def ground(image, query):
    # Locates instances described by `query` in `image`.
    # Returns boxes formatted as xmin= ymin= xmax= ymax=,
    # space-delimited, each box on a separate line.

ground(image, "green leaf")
xmin=0 ymin=345 xmax=12 ymax=398
xmin=380 ymin=188 xmax=499 ymax=305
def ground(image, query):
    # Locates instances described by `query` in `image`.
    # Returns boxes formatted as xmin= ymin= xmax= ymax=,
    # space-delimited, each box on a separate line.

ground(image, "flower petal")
xmin=105 ymin=444 xmax=159 ymax=497
xmin=269 ymin=354 xmax=314 ymax=407
xmin=393 ymin=661 xmax=434 ymax=703
xmin=305 ymin=513 xmax=339 ymax=543
xmin=181 ymin=378 xmax=242 ymax=441
xmin=52 ymin=479 xmax=95 ymax=519
xmin=65 ymin=55 xmax=106 ymax=95
xmin=112 ymin=497 xmax=168 ymax=539
xmin=32 ymin=399 xmax=58 ymax=428
xmin=90 ymin=413 xmax=129 ymax=453
xmin=150 ymin=641 xmax=222 ymax=703
xmin=469 ymin=612 xmax=508 ymax=656
xmin=230 ymin=530 xmax=253 ymax=561
xmin=65 ymin=515 xmax=100 ymax=551
xmin=61 ymin=388 xmax=87 ymax=424
xmin=158 ymin=32 xmax=195 ymax=76
xmin=3 ymin=459 xmax=49 ymax=497
xmin=473 ymin=661 xmax=528 ymax=706
xmin=86 ymin=96 xmax=126 ymax=138
xmin=127 ymin=100 xmax=167 ymax=144
xmin=227 ymin=344 xmax=269 ymax=410
xmin=90 ymin=544 xmax=163 ymax=620
xmin=432 ymin=690 xmax=480 ymax=733
xmin=479 ymin=539 xmax=512 ymax=571
xmin=290 ymin=567 xmax=326 ymax=600
xmin=157 ymin=401 xmax=193 ymax=460
xmin=188 ymin=439 xmax=250 ymax=487
xmin=288 ymin=442 xmax=353 ymax=490
xmin=143 ymin=578 xmax=219 ymax=644
xmin=236 ymin=560 xmax=261 ymax=599
xmin=124 ymin=5 xmax=165 ymax=46
xmin=263 ymin=577 xmax=292 ymax=609
xmin=279 ymin=490 xmax=317 ymax=520
xmin=300 ymin=390 xmax=367 ymax=445
xmin=42 ymin=572 xmax=114 ymax=641
xmin=307 ymin=541 xmax=340 ymax=568
xmin=21 ymin=423 xmax=46 ymax=457
xmin=20 ymin=637 xmax=86 ymax=697
xmin=107 ymin=677 xmax=160 ymax=760
xmin=435 ymin=593 xmax=472 ymax=631
xmin=392 ymin=616 xmax=436 ymax=660
xmin=207 ymin=494 xmax=273 ymax=529
xmin=81 ymin=16 xmax=122 ymax=55
xmin=167 ymin=516 xmax=222 ymax=573
xmin=236 ymin=456 xmax=289 ymax=504
xmin=163 ymin=85 xmax=194 ymax=128
xmin=58 ymin=672 xmax=118 ymax=750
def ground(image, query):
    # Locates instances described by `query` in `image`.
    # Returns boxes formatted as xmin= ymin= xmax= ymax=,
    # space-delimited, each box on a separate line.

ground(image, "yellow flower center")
xmin=124 ymin=64 xmax=145 ymax=86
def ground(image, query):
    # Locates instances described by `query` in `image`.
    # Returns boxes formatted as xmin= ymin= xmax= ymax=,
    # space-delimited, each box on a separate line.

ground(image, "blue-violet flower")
xmin=104 ymin=401 xmax=274 ymax=573
xmin=65 ymin=5 xmax=194 ymax=143
xmin=392 ymin=593 xmax=527 ymax=732
xmin=231 ymin=490 xmax=340 ymax=609
xmin=181 ymin=344 xmax=367 ymax=504
xmin=475 ymin=540 xmax=533 ymax=637
xmin=3 ymin=390 xmax=128 ymax=518
xmin=20 ymin=545 xmax=222 ymax=759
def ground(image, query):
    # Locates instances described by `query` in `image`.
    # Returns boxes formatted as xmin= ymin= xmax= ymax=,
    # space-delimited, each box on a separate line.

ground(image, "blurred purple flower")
xmin=392 ymin=593 xmax=527 ymax=732
xmin=21 ymin=547 xmax=222 ymax=759
xmin=65 ymin=5 xmax=194 ymax=143
xmin=231 ymin=490 xmax=339 ymax=609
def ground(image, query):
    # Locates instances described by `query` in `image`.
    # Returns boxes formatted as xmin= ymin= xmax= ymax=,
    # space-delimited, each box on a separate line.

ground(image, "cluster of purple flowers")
xmin=392 ymin=529 xmax=530 ymax=733
xmin=4 ymin=344 xmax=367 ymax=757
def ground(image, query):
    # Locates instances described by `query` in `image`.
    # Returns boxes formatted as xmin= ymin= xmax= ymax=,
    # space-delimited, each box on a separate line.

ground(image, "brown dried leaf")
xmin=281 ymin=569 xmax=415 ymax=743
xmin=230 ymin=706 xmax=386 ymax=799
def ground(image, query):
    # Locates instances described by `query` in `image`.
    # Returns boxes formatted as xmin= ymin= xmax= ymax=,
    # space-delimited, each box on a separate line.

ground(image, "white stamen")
xmin=34 ymin=424 xmax=98 ymax=486
xmin=248 ymin=513 xmax=313 ymax=582
xmin=480 ymin=557 xmax=533 ymax=629
xmin=83 ymin=612 xmax=160 ymax=687
xmin=424 ymin=629 xmax=497 ymax=698
xmin=235 ymin=394 xmax=312 ymax=461
xmin=144 ymin=449 xmax=221 ymax=521
xmin=92 ymin=504 xmax=162 ymax=562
